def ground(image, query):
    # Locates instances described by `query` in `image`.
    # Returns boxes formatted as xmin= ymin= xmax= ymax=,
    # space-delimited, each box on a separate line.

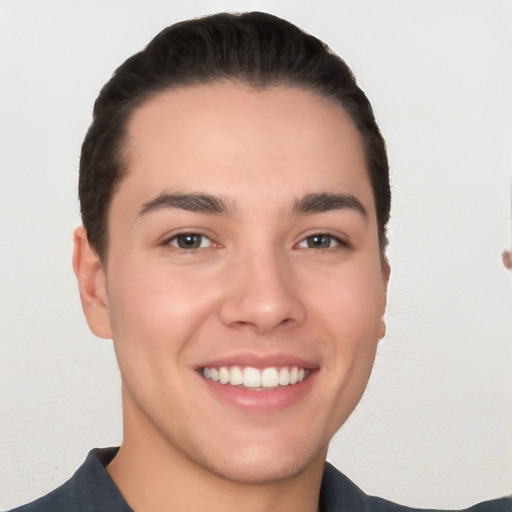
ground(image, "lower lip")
xmin=198 ymin=371 xmax=317 ymax=413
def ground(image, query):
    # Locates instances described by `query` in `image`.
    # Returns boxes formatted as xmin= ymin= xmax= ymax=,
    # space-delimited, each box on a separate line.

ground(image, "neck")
xmin=108 ymin=398 xmax=326 ymax=512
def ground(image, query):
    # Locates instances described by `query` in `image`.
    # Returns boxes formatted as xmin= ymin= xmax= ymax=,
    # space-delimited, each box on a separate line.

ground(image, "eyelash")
xmin=162 ymin=232 xmax=215 ymax=251
xmin=296 ymin=233 xmax=348 ymax=250
xmin=162 ymin=231 xmax=348 ymax=252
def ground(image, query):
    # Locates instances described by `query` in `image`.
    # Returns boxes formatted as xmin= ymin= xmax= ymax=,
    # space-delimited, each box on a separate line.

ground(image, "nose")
xmin=218 ymin=247 xmax=306 ymax=334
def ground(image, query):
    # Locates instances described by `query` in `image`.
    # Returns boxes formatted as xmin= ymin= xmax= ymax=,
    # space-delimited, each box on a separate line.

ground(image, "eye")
xmin=297 ymin=233 xmax=344 ymax=249
xmin=166 ymin=233 xmax=213 ymax=250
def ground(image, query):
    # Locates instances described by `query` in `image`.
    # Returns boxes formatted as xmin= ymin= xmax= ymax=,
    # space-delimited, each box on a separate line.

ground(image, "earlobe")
xmin=72 ymin=226 xmax=112 ymax=339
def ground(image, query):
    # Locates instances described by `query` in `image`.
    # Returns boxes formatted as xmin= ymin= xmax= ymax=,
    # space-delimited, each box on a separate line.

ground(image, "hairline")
xmin=96 ymin=79 xmax=386 ymax=266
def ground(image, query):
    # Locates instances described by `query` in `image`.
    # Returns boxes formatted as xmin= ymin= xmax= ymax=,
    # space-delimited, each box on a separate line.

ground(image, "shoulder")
xmin=320 ymin=462 xmax=512 ymax=512
xmin=8 ymin=448 xmax=131 ymax=512
xmin=8 ymin=478 xmax=77 ymax=512
xmin=463 ymin=499 xmax=512 ymax=512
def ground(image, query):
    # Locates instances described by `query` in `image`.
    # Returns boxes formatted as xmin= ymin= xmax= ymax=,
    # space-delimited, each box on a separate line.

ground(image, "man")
xmin=10 ymin=12 xmax=511 ymax=512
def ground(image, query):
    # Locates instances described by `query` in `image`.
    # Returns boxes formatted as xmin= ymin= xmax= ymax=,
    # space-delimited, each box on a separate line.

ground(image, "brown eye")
xmin=168 ymin=233 xmax=211 ymax=250
xmin=308 ymin=234 xmax=331 ymax=249
xmin=298 ymin=234 xmax=343 ymax=249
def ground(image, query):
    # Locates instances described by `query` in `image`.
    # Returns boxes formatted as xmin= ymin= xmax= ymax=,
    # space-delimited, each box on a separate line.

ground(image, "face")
xmin=79 ymin=82 xmax=389 ymax=484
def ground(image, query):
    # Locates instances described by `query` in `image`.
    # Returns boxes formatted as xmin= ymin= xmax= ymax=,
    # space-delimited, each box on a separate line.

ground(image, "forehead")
xmin=118 ymin=82 xmax=373 ymax=215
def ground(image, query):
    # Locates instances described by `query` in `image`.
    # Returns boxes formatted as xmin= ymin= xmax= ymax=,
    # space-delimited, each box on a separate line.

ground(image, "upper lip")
xmin=196 ymin=352 xmax=318 ymax=370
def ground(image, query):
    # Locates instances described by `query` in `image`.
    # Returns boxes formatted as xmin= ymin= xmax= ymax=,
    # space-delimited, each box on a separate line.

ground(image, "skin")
xmin=73 ymin=82 xmax=390 ymax=512
xmin=503 ymin=249 xmax=512 ymax=270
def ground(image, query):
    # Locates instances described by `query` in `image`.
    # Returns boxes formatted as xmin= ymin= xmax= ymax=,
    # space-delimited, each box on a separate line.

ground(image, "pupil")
xmin=308 ymin=235 xmax=330 ymax=248
xmin=178 ymin=234 xmax=201 ymax=249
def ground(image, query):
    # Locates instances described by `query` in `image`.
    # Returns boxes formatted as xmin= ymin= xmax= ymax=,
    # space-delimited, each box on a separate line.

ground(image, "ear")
xmin=72 ymin=226 xmax=112 ymax=339
xmin=379 ymin=256 xmax=391 ymax=340
xmin=381 ymin=256 xmax=391 ymax=290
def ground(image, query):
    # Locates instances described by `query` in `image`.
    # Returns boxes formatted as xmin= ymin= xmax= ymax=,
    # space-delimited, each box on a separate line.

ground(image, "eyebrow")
xmin=292 ymin=192 xmax=367 ymax=218
xmin=138 ymin=191 xmax=367 ymax=219
xmin=139 ymin=193 xmax=233 ymax=216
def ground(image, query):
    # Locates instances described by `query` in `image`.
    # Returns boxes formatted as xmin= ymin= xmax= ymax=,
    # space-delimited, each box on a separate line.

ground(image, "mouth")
xmin=201 ymin=365 xmax=311 ymax=390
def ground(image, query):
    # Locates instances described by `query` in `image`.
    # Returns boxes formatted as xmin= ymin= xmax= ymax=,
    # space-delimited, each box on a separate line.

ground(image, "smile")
xmin=202 ymin=366 xmax=310 ymax=389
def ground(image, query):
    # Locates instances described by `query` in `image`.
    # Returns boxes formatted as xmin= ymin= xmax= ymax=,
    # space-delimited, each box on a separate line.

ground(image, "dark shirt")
xmin=9 ymin=448 xmax=512 ymax=512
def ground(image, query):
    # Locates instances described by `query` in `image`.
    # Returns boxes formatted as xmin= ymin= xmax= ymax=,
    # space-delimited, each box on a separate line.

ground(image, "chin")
xmin=192 ymin=439 xmax=326 ymax=485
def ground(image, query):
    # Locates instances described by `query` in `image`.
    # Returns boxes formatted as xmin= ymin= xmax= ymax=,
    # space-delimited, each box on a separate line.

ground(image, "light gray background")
xmin=1 ymin=0 xmax=511 ymax=509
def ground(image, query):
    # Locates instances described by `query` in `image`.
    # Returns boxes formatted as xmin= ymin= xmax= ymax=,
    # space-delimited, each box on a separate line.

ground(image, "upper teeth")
xmin=202 ymin=366 xmax=307 ymax=388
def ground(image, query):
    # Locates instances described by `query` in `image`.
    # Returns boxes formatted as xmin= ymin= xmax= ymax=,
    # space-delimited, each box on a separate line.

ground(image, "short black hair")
xmin=79 ymin=11 xmax=390 ymax=261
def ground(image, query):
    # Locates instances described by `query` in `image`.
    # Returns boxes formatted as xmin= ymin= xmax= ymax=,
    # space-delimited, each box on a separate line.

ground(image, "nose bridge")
xmin=219 ymin=240 xmax=305 ymax=332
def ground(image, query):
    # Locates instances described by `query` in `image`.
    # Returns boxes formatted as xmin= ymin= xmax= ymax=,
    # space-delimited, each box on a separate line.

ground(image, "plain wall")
xmin=1 ymin=0 xmax=511 ymax=509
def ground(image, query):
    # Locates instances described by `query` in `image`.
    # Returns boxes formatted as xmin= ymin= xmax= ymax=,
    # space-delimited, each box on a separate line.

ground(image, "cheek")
xmin=306 ymin=264 xmax=385 ymax=377
xmin=106 ymin=261 xmax=220 ymax=351
xmin=310 ymin=266 xmax=385 ymax=331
